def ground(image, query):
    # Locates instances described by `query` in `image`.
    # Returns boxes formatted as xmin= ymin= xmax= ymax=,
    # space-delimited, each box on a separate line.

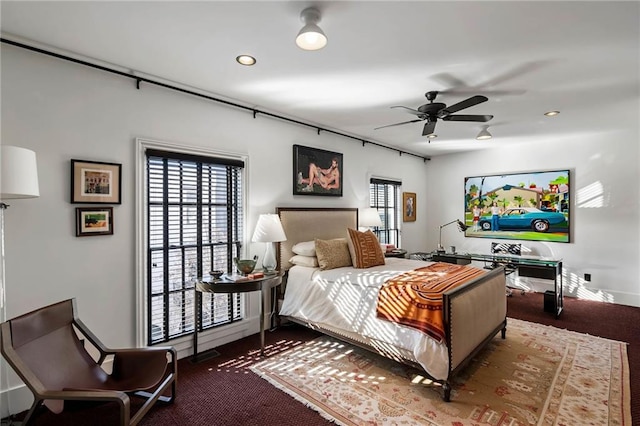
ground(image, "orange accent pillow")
xmin=347 ymin=228 xmax=386 ymax=269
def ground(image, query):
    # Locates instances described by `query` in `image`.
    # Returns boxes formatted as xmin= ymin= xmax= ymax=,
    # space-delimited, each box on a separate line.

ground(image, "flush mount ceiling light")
xmin=296 ymin=7 xmax=327 ymax=51
xmin=236 ymin=55 xmax=256 ymax=66
xmin=476 ymin=126 xmax=492 ymax=140
xmin=544 ymin=110 xmax=560 ymax=116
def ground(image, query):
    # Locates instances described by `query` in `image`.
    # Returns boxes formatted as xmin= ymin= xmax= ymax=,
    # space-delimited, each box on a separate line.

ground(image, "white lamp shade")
xmin=359 ymin=208 xmax=383 ymax=228
xmin=296 ymin=24 xmax=327 ymax=50
xmin=476 ymin=127 xmax=492 ymax=140
xmin=252 ymin=214 xmax=287 ymax=243
xmin=1 ymin=146 xmax=40 ymax=199
xmin=296 ymin=7 xmax=327 ymax=51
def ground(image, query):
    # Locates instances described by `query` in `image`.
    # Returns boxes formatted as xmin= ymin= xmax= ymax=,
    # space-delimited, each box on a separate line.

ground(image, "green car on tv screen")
xmin=464 ymin=169 xmax=570 ymax=243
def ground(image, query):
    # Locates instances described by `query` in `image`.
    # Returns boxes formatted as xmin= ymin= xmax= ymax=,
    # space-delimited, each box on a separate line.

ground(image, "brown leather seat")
xmin=1 ymin=299 xmax=177 ymax=425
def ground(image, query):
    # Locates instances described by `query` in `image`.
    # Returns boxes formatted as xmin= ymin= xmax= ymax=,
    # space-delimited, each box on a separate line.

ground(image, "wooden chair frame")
xmin=0 ymin=299 xmax=177 ymax=425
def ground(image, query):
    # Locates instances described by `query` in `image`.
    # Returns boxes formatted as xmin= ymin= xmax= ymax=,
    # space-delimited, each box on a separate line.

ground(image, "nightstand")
xmin=194 ymin=271 xmax=283 ymax=361
xmin=384 ymin=249 xmax=407 ymax=258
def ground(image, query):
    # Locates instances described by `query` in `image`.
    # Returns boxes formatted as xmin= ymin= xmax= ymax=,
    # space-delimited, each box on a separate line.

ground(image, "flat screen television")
xmin=464 ymin=169 xmax=570 ymax=243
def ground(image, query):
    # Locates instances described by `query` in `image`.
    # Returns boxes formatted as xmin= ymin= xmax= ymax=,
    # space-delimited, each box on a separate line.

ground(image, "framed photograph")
xmin=403 ymin=192 xmax=416 ymax=222
xmin=71 ymin=159 xmax=122 ymax=204
xmin=293 ymin=145 xmax=343 ymax=196
xmin=76 ymin=207 xmax=114 ymax=237
xmin=464 ymin=169 xmax=570 ymax=243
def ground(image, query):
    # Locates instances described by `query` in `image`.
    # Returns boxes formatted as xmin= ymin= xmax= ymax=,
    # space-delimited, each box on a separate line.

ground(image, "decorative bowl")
xmin=234 ymin=257 xmax=257 ymax=275
xmin=209 ymin=270 xmax=224 ymax=280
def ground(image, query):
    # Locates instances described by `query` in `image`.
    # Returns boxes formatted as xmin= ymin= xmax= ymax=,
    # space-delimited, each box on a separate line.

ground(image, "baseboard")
xmin=1 ymin=383 xmax=32 ymax=419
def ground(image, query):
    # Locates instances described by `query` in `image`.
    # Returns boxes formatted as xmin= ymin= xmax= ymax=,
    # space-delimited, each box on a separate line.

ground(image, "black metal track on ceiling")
xmin=2 ymin=37 xmax=430 ymax=162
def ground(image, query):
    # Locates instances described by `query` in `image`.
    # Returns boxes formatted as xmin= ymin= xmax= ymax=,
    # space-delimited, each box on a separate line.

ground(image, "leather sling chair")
xmin=0 ymin=298 xmax=177 ymax=425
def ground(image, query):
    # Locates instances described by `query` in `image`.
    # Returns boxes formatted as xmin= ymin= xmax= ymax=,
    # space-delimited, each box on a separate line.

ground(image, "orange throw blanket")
xmin=376 ymin=262 xmax=485 ymax=343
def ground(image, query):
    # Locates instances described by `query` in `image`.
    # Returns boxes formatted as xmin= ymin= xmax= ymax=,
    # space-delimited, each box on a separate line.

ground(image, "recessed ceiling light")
xmin=236 ymin=55 xmax=256 ymax=66
xmin=544 ymin=110 xmax=560 ymax=117
xmin=427 ymin=134 xmax=437 ymax=139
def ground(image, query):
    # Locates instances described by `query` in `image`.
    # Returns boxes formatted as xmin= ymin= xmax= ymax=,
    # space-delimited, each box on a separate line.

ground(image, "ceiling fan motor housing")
xmin=418 ymin=103 xmax=446 ymax=114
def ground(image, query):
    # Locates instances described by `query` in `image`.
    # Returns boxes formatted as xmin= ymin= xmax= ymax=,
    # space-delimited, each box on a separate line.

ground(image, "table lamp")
xmin=359 ymin=207 xmax=383 ymax=231
xmin=251 ymin=214 xmax=287 ymax=272
xmin=438 ymin=219 xmax=468 ymax=253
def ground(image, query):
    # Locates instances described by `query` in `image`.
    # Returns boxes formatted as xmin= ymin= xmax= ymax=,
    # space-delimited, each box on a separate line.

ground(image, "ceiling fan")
xmin=375 ymin=91 xmax=493 ymax=137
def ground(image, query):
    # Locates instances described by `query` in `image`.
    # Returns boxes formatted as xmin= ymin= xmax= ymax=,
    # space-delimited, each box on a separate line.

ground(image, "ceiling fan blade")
xmin=374 ymin=119 xmax=423 ymax=130
xmin=422 ymin=121 xmax=436 ymax=136
xmin=390 ymin=105 xmax=423 ymax=116
xmin=442 ymin=114 xmax=494 ymax=122
xmin=439 ymin=95 xmax=488 ymax=116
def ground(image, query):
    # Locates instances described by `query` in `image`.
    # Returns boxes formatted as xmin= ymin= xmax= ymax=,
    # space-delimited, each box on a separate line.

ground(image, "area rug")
xmin=250 ymin=318 xmax=631 ymax=425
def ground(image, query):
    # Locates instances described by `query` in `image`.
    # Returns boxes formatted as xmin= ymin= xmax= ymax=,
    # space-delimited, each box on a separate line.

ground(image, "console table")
xmin=412 ymin=251 xmax=563 ymax=318
xmin=193 ymin=271 xmax=283 ymax=362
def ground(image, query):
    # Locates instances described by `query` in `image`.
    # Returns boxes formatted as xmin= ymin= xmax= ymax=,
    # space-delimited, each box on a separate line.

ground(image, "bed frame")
xmin=275 ymin=207 xmax=507 ymax=401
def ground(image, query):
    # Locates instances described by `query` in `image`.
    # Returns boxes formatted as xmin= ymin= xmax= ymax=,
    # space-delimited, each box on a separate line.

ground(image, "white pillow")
xmin=289 ymin=255 xmax=319 ymax=268
xmin=292 ymin=240 xmax=316 ymax=257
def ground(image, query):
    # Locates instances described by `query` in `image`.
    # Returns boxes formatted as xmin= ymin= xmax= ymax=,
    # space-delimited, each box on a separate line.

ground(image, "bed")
xmin=275 ymin=207 xmax=507 ymax=401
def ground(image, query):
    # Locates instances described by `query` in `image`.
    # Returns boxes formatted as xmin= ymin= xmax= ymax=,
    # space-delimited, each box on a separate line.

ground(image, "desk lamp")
xmin=251 ymin=214 xmax=287 ymax=273
xmin=438 ymin=219 xmax=468 ymax=253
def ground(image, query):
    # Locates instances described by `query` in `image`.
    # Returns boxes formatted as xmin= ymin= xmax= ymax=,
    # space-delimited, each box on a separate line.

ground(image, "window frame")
xmin=135 ymin=138 xmax=250 ymax=349
xmin=369 ymin=177 xmax=402 ymax=247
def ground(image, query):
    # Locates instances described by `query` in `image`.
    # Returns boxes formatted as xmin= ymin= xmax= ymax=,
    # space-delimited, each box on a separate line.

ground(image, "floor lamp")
xmin=1 ymin=146 xmax=40 ymax=424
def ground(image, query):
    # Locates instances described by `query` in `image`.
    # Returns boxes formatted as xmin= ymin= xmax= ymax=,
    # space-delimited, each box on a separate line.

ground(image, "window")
xmin=369 ymin=178 xmax=401 ymax=247
xmin=146 ymin=149 xmax=244 ymax=345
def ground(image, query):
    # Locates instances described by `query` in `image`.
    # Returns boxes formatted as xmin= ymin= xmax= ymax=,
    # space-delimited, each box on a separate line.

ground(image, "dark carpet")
xmin=7 ymin=293 xmax=640 ymax=426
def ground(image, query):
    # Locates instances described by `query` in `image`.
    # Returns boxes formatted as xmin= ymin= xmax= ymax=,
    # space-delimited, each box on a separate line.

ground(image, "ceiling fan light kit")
xmin=476 ymin=126 xmax=492 ymax=140
xmin=296 ymin=7 xmax=327 ymax=51
xmin=376 ymin=91 xmax=494 ymax=140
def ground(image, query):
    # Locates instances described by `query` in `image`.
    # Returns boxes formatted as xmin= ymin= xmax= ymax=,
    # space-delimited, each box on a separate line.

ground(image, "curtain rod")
xmin=2 ymin=37 xmax=430 ymax=162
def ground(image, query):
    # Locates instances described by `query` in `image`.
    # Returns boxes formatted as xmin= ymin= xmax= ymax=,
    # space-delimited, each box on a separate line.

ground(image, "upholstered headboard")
xmin=276 ymin=207 xmax=358 ymax=271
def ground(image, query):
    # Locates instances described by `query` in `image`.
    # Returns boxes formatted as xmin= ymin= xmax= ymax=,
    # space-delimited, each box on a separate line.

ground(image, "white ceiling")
xmin=1 ymin=1 xmax=638 ymax=157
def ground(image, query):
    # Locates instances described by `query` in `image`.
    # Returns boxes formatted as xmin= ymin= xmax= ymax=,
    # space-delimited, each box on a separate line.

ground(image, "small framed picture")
xmin=293 ymin=145 xmax=343 ymax=197
xmin=76 ymin=207 xmax=113 ymax=237
xmin=71 ymin=159 xmax=122 ymax=204
xmin=403 ymin=192 xmax=416 ymax=222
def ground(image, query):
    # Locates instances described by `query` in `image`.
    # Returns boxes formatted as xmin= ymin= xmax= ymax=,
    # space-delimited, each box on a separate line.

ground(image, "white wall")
xmin=2 ymin=41 xmax=639 ymax=414
xmin=425 ymin=133 xmax=640 ymax=307
xmin=0 ymin=45 xmax=433 ymax=413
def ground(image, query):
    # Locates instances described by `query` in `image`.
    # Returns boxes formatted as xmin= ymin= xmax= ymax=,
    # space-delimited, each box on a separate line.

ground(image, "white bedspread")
xmin=279 ymin=258 xmax=451 ymax=380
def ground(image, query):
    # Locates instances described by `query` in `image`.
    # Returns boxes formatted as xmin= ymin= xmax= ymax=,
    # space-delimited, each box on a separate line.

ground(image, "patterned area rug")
xmin=251 ymin=318 xmax=631 ymax=425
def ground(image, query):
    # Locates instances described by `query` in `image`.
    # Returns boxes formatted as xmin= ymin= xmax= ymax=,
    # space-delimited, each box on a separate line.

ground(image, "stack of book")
xmin=221 ymin=272 xmax=265 ymax=282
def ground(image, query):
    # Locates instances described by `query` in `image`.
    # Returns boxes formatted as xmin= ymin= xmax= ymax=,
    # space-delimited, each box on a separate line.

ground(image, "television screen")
xmin=464 ymin=169 xmax=570 ymax=243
